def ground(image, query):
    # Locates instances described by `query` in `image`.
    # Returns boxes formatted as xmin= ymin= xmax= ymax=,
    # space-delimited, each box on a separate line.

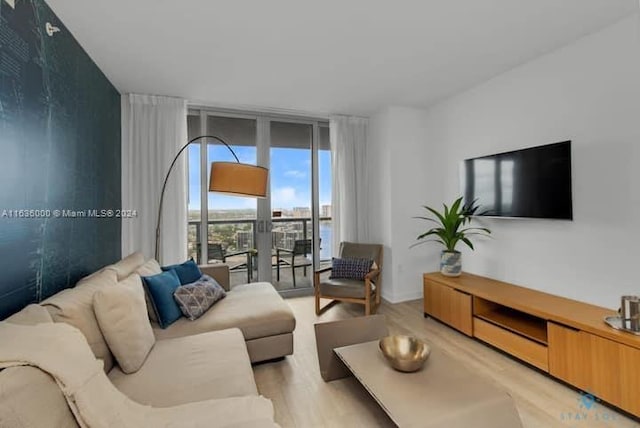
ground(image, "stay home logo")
xmin=559 ymin=392 xmax=619 ymax=426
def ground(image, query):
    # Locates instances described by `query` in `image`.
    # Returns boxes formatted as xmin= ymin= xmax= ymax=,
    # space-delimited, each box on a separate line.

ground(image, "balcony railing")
xmin=188 ymin=217 xmax=332 ymax=264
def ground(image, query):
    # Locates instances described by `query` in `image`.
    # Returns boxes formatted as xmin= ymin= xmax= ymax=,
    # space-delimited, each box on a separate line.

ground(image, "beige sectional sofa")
xmin=0 ymin=252 xmax=296 ymax=427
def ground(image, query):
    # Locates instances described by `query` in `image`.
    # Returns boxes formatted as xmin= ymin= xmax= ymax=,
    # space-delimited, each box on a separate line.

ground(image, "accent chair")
xmin=314 ymin=241 xmax=383 ymax=316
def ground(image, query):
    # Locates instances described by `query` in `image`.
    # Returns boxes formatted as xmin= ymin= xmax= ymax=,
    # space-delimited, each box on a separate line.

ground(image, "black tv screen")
xmin=461 ymin=141 xmax=573 ymax=220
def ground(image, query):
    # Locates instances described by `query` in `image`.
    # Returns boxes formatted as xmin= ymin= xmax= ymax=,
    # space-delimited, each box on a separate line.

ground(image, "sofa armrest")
xmin=199 ymin=264 xmax=230 ymax=291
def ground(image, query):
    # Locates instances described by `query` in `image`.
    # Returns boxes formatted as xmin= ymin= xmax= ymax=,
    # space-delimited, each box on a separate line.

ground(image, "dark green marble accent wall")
xmin=0 ymin=0 xmax=121 ymax=318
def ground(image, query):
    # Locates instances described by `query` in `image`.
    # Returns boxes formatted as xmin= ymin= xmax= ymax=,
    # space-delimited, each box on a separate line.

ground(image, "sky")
xmin=188 ymin=144 xmax=332 ymax=211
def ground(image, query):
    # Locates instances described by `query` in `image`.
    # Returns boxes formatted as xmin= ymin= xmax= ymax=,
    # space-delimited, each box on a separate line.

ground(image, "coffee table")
xmin=334 ymin=340 xmax=522 ymax=428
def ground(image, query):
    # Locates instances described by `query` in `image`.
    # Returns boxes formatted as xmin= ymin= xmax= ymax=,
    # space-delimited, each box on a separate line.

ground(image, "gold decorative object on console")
xmin=379 ymin=335 xmax=431 ymax=373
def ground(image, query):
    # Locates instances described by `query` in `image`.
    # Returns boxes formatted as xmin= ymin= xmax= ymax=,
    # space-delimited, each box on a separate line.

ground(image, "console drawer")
xmin=423 ymin=279 xmax=473 ymax=336
xmin=473 ymin=317 xmax=548 ymax=371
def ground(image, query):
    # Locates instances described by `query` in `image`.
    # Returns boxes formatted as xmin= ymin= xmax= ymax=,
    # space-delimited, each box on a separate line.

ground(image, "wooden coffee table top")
xmin=334 ymin=340 xmax=522 ymax=428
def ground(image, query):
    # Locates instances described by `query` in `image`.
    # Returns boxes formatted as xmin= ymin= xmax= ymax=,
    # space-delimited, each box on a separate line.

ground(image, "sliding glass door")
xmin=317 ymin=125 xmax=332 ymax=267
xmin=269 ymin=121 xmax=314 ymax=291
xmin=187 ymin=109 xmax=330 ymax=293
xmin=187 ymin=112 xmax=260 ymax=286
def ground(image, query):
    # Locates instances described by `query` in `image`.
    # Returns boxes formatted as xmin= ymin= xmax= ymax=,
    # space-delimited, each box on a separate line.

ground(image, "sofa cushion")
xmin=94 ymin=274 xmax=155 ymax=374
xmin=174 ymin=275 xmax=226 ymax=321
xmin=5 ymin=304 xmax=52 ymax=325
xmin=319 ymin=278 xmax=375 ymax=299
xmin=108 ymin=328 xmax=258 ymax=407
xmin=161 ymin=258 xmax=202 ymax=284
xmin=108 ymin=252 xmax=145 ymax=280
xmin=135 ymin=259 xmax=163 ymax=322
xmin=228 ymin=418 xmax=279 ymax=428
xmin=0 ymin=366 xmax=79 ymax=428
xmin=135 ymin=259 xmax=162 ymax=277
xmin=177 ymin=396 xmax=277 ymax=428
xmin=142 ymin=269 xmax=183 ymax=329
xmin=41 ymin=269 xmax=117 ymax=372
xmin=154 ymin=282 xmax=296 ymax=342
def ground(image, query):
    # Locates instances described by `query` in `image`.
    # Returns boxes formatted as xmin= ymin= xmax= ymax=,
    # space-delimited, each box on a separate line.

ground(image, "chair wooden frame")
xmin=314 ymin=245 xmax=383 ymax=316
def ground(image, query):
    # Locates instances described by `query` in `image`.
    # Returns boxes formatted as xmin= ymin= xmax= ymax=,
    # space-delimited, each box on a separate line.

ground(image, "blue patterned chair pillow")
xmin=329 ymin=257 xmax=373 ymax=280
xmin=173 ymin=275 xmax=226 ymax=321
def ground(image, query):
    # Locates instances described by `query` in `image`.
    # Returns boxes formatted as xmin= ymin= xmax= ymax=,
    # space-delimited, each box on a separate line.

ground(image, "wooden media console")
xmin=423 ymin=272 xmax=640 ymax=418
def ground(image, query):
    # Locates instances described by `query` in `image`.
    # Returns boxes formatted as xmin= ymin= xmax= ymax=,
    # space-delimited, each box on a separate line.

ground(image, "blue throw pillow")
xmin=329 ymin=257 xmax=373 ymax=280
xmin=142 ymin=269 xmax=182 ymax=329
xmin=161 ymin=258 xmax=202 ymax=285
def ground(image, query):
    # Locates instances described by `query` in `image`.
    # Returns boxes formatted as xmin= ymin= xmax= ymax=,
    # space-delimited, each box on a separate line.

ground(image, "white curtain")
xmin=330 ymin=115 xmax=370 ymax=254
xmin=121 ymin=94 xmax=188 ymax=264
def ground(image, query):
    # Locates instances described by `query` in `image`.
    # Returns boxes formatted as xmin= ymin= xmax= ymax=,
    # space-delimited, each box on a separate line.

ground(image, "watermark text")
xmin=1 ymin=209 xmax=138 ymax=219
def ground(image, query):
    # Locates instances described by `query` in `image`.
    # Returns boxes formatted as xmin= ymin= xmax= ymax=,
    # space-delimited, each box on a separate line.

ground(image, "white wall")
xmin=369 ymin=107 xmax=443 ymax=303
xmin=373 ymin=15 xmax=640 ymax=309
xmin=368 ymin=109 xmax=395 ymax=300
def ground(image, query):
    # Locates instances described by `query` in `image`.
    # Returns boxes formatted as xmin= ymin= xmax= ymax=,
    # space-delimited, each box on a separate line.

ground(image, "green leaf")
xmin=450 ymin=197 xmax=462 ymax=216
xmin=425 ymin=206 xmax=446 ymax=225
xmin=413 ymin=216 xmax=441 ymax=225
xmin=448 ymin=237 xmax=459 ymax=251
xmin=461 ymin=232 xmax=492 ymax=237
xmin=412 ymin=197 xmax=491 ymax=252
xmin=460 ymin=227 xmax=491 ymax=234
xmin=416 ymin=229 xmax=442 ymax=240
xmin=410 ymin=238 xmax=446 ymax=248
xmin=461 ymin=237 xmax=474 ymax=250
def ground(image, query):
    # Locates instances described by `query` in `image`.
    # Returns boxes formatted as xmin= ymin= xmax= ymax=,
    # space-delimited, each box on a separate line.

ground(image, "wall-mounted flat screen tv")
xmin=461 ymin=141 xmax=573 ymax=220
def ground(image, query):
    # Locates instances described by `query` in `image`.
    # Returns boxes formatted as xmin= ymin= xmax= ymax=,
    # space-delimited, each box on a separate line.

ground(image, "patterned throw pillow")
xmin=329 ymin=257 xmax=374 ymax=280
xmin=173 ymin=275 xmax=226 ymax=321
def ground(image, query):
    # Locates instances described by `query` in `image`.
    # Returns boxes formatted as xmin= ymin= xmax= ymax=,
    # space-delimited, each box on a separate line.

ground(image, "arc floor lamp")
xmin=155 ymin=135 xmax=268 ymax=261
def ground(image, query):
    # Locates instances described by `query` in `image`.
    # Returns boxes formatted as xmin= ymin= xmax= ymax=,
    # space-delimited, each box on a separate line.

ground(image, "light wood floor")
xmin=252 ymin=297 xmax=640 ymax=428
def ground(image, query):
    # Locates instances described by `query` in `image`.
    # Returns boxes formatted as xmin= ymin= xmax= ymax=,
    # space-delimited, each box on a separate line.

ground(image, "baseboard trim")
xmin=382 ymin=289 xmax=423 ymax=304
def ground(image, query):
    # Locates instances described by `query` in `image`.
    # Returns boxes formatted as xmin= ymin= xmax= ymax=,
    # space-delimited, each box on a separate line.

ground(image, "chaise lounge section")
xmin=107 ymin=252 xmax=296 ymax=364
xmin=158 ymin=266 xmax=296 ymax=363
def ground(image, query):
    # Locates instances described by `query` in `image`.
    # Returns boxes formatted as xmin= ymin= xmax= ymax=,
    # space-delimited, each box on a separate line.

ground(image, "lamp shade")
xmin=209 ymin=162 xmax=268 ymax=198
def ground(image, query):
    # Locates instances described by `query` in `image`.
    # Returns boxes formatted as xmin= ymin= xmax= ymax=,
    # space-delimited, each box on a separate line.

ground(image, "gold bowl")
xmin=379 ymin=335 xmax=431 ymax=373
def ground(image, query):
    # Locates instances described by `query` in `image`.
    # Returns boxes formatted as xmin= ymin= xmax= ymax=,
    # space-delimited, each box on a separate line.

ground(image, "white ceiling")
xmin=46 ymin=0 xmax=638 ymax=116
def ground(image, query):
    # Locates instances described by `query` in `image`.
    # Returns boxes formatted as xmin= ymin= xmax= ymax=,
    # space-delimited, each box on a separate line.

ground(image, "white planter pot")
xmin=440 ymin=251 xmax=461 ymax=277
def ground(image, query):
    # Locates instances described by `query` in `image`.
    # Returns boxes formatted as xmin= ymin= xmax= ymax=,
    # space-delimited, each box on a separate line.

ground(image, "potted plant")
xmin=413 ymin=197 xmax=490 ymax=277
